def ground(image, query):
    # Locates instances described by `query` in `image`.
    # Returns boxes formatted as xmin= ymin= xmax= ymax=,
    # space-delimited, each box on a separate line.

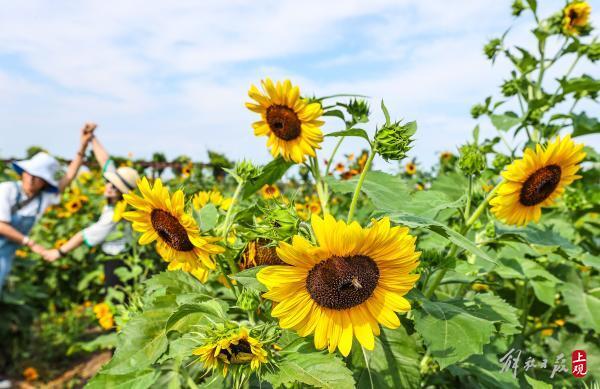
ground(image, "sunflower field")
xmin=1 ymin=1 xmax=599 ymax=388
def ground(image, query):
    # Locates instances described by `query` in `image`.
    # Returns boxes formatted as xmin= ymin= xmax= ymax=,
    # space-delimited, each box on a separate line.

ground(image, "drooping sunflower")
xmin=123 ymin=177 xmax=223 ymax=275
xmin=490 ymin=135 xmax=585 ymax=226
xmin=246 ymin=79 xmax=324 ymax=163
xmin=193 ymin=328 xmax=268 ymax=376
xmin=562 ymin=2 xmax=592 ymax=35
xmin=257 ymin=215 xmax=420 ymax=356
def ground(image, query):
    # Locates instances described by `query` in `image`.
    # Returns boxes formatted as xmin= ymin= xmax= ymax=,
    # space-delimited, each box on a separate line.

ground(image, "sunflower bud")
xmin=346 ymin=98 xmax=370 ymax=123
xmin=373 ymin=121 xmax=416 ymax=162
xmin=458 ymin=144 xmax=486 ymax=176
xmin=492 ymin=154 xmax=511 ymax=171
xmin=511 ymin=0 xmax=525 ymax=16
xmin=501 ymin=79 xmax=519 ymax=97
xmin=483 ymin=38 xmax=502 ymax=61
xmin=232 ymin=160 xmax=263 ymax=182
xmin=237 ymin=289 xmax=260 ymax=311
xmin=485 ymin=221 xmax=496 ymax=238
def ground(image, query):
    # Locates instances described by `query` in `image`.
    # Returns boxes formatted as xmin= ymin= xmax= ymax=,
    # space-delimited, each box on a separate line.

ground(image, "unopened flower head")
xmin=458 ymin=144 xmax=486 ymax=176
xmin=374 ymin=121 xmax=416 ymax=162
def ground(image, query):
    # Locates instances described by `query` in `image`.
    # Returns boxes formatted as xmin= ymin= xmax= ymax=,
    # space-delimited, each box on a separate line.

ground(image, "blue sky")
xmin=0 ymin=0 xmax=597 ymax=170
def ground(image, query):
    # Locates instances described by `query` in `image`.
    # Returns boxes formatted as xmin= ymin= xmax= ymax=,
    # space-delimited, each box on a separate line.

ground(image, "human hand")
xmin=30 ymin=243 xmax=47 ymax=256
xmin=81 ymin=122 xmax=96 ymax=146
xmin=43 ymin=249 xmax=61 ymax=262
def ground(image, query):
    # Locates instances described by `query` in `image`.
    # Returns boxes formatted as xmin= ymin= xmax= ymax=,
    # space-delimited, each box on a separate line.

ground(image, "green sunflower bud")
xmin=237 ymin=289 xmax=260 ymax=311
xmin=492 ymin=154 xmax=511 ymax=171
xmin=501 ymin=79 xmax=519 ymax=97
xmin=470 ymin=103 xmax=488 ymax=119
xmin=346 ymin=98 xmax=370 ymax=123
xmin=511 ymin=0 xmax=525 ymax=16
xmin=458 ymin=144 xmax=486 ymax=176
xmin=231 ymin=160 xmax=263 ymax=182
xmin=484 ymin=38 xmax=502 ymax=61
xmin=373 ymin=121 xmax=416 ymax=162
xmin=485 ymin=221 xmax=496 ymax=238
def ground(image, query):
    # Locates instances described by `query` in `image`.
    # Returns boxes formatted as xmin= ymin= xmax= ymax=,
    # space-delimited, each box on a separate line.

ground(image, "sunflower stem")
xmin=423 ymin=180 xmax=503 ymax=298
xmin=361 ymin=346 xmax=374 ymax=389
xmin=325 ymin=136 xmax=345 ymax=175
xmin=347 ymin=150 xmax=375 ymax=223
xmin=310 ymin=156 xmax=330 ymax=215
xmin=464 ymin=175 xmax=473 ymax=221
xmin=222 ymin=180 xmax=245 ymax=241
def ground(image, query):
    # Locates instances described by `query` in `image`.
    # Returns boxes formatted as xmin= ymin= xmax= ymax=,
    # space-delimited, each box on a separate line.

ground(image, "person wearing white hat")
xmin=44 ymin=130 xmax=140 ymax=287
xmin=0 ymin=124 xmax=94 ymax=293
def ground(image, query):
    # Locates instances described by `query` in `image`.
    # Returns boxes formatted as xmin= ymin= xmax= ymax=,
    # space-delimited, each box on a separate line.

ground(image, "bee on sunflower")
xmin=246 ymin=79 xmax=324 ymax=163
xmin=490 ymin=135 xmax=585 ymax=226
xmin=123 ymin=177 xmax=224 ymax=278
xmin=257 ymin=214 xmax=420 ymax=356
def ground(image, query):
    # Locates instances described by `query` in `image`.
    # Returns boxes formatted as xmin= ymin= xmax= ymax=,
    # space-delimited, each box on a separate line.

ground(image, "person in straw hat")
xmin=0 ymin=124 xmax=95 ymax=293
xmin=44 ymin=127 xmax=140 ymax=287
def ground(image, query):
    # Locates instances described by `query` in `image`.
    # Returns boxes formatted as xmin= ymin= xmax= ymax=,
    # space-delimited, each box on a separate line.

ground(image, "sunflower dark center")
xmin=150 ymin=209 xmax=194 ymax=251
xmin=519 ymin=165 xmax=562 ymax=206
xmin=266 ymin=105 xmax=302 ymax=141
xmin=219 ymin=339 xmax=253 ymax=364
xmin=306 ymin=255 xmax=379 ymax=310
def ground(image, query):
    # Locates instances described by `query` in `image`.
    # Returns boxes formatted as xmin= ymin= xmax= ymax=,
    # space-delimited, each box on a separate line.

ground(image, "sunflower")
xmin=490 ymin=135 xmax=585 ymax=226
xmin=182 ymin=162 xmax=193 ymax=177
xmin=99 ymin=314 xmax=114 ymax=330
xmin=261 ymin=184 xmax=280 ymax=199
xmin=440 ymin=151 xmax=454 ymax=162
xmin=54 ymin=239 xmax=68 ymax=249
xmin=123 ymin=177 xmax=223 ymax=275
xmin=65 ymin=198 xmax=83 ymax=214
xmin=23 ymin=367 xmax=39 ymax=382
xmin=193 ymin=190 xmax=232 ymax=211
xmin=257 ymin=215 xmax=420 ymax=356
xmin=193 ymin=328 xmax=268 ymax=376
xmin=246 ymin=78 xmax=324 ymax=163
xmin=562 ymin=2 xmax=591 ymax=35
xmin=405 ymin=162 xmax=417 ymax=175
xmin=335 ymin=163 xmax=345 ymax=172
xmin=112 ymin=200 xmax=127 ymax=222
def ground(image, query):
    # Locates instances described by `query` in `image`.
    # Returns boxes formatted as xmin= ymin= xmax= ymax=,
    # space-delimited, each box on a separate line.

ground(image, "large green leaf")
xmin=490 ymin=112 xmax=521 ymax=132
xmin=230 ymin=265 xmax=268 ymax=292
xmin=560 ymin=75 xmax=600 ymax=94
xmin=102 ymin=308 xmax=171 ymax=374
xmin=197 ymin=203 xmax=219 ymax=231
xmin=242 ymin=157 xmax=294 ymax=198
xmin=560 ymin=283 xmax=600 ymax=332
xmin=86 ymin=369 xmax=159 ymax=389
xmin=447 ymin=344 xmax=520 ymax=389
xmin=571 ymin=111 xmax=600 ymax=137
xmin=166 ymin=301 xmax=228 ymax=334
xmin=144 ymin=271 xmax=210 ymax=305
xmin=413 ymin=298 xmax=496 ymax=369
xmin=264 ymin=347 xmax=355 ymax=389
xmin=352 ymin=327 xmax=420 ymax=389
xmin=495 ymin=223 xmax=580 ymax=255
xmin=385 ymin=212 xmax=496 ymax=264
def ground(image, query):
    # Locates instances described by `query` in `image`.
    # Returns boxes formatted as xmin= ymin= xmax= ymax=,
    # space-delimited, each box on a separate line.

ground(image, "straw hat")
xmin=104 ymin=167 xmax=139 ymax=194
xmin=12 ymin=152 xmax=61 ymax=192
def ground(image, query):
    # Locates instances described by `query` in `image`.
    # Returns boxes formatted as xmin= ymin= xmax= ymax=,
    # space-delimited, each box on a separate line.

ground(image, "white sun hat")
xmin=103 ymin=166 xmax=140 ymax=194
xmin=12 ymin=152 xmax=61 ymax=192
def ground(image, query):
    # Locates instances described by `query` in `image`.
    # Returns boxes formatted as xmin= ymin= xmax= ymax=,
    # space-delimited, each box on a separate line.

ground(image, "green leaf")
xmin=166 ymin=301 xmax=228 ymax=334
xmin=325 ymin=128 xmax=370 ymax=142
xmin=352 ymin=327 xmax=420 ymax=389
xmin=560 ymin=75 xmax=600 ymax=94
xmin=471 ymin=294 xmax=521 ymax=335
xmin=197 ymin=203 xmax=219 ymax=231
xmin=67 ymin=333 xmax=117 ymax=355
xmin=145 ymin=270 xmax=207 ymax=300
xmin=490 ymin=112 xmax=521 ymax=132
xmin=447 ymin=344 xmax=520 ymax=389
xmin=230 ymin=266 xmax=268 ymax=292
xmin=264 ymin=348 xmax=355 ymax=389
xmin=86 ymin=369 xmax=159 ymax=389
xmin=322 ymin=109 xmax=346 ymax=121
xmin=430 ymin=173 xmax=469 ymax=202
xmin=242 ymin=157 xmax=294 ymax=199
xmin=413 ymin=298 xmax=496 ymax=369
xmin=526 ymin=0 xmax=537 ymax=13
xmin=560 ymin=283 xmax=600 ymax=332
xmin=571 ymin=111 xmax=600 ymax=137
xmin=495 ymin=223 xmax=580 ymax=255
xmin=381 ymin=99 xmax=391 ymax=125
xmin=386 ymin=212 xmax=496 ymax=264
xmin=525 ymin=375 xmax=552 ymax=389
xmin=102 ymin=308 xmax=171 ymax=374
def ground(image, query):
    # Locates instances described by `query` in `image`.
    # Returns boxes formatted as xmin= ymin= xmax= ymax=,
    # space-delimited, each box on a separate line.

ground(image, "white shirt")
xmin=82 ymin=206 xmax=130 ymax=256
xmin=0 ymin=181 xmax=60 ymax=223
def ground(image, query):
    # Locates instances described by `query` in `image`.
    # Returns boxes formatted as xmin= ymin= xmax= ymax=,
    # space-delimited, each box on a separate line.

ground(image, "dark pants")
xmin=103 ymin=259 xmax=126 ymax=288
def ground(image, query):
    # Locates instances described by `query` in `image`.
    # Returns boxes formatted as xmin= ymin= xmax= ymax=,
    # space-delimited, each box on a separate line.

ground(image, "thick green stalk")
xmin=310 ymin=156 xmax=330 ymax=215
xmin=347 ymin=151 xmax=375 ymax=223
xmin=464 ymin=175 xmax=473 ymax=221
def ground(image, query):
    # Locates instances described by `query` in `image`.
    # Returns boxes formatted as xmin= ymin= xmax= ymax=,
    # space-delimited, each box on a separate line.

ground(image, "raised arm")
xmin=58 ymin=123 xmax=95 ymax=193
xmin=91 ymin=134 xmax=110 ymax=170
